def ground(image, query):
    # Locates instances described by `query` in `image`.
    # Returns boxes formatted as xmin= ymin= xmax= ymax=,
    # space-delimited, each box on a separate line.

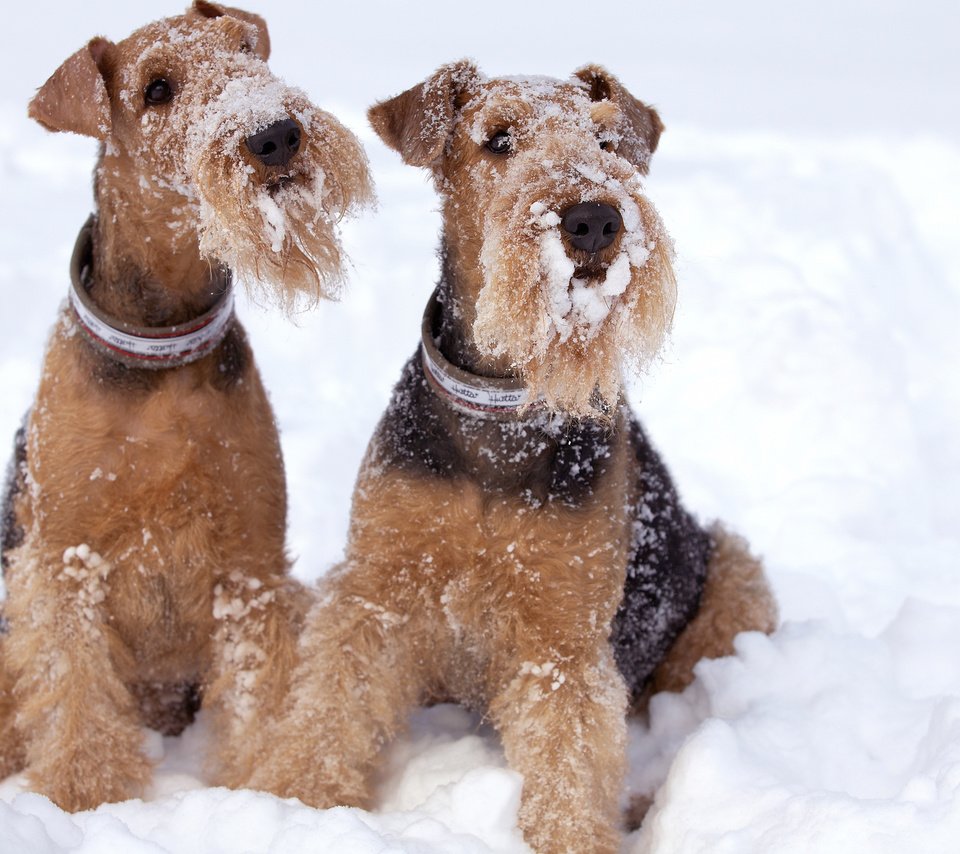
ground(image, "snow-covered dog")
xmin=0 ymin=1 xmax=372 ymax=811
xmin=246 ymin=62 xmax=776 ymax=853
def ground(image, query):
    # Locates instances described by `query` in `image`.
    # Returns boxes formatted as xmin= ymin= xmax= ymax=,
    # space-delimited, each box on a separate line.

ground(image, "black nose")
xmin=561 ymin=202 xmax=622 ymax=253
xmin=245 ymin=118 xmax=302 ymax=168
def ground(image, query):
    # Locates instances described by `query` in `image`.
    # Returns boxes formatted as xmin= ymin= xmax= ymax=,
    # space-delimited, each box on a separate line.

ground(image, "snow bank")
xmin=631 ymin=601 xmax=960 ymax=852
xmin=0 ymin=782 xmax=526 ymax=854
xmin=0 ymin=706 xmax=529 ymax=853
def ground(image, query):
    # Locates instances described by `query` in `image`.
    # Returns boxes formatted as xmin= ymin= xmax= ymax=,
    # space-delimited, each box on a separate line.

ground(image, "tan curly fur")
xmin=0 ymin=1 xmax=370 ymax=811
xmin=243 ymin=62 xmax=777 ymax=854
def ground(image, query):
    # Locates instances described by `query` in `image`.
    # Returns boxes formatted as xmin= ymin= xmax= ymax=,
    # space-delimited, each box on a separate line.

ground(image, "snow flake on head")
xmin=458 ymin=77 xmax=619 ymax=153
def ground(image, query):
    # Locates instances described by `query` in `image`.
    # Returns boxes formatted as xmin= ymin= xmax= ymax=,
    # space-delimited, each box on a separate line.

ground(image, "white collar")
xmin=68 ymin=217 xmax=235 ymax=370
xmin=420 ymin=289 xmax=531 ymax=418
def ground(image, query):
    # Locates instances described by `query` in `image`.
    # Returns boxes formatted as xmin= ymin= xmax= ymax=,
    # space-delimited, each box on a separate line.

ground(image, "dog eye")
xmin=485 ymin=131 xmax=512 ymax=155
xmin=239 ymin=41 xmax=252 ymax=54
xmin=144 ymin=78 xmax=173 ymax=106
xmin=599 ymin=139 xmax=614 ymax=152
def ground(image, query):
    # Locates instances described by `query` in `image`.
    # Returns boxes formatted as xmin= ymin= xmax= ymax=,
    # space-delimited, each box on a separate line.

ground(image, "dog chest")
xmin=18 ymin=337 xmax=286 ymax=664
xmin=106 ymin=547 xmax=215 ymax=677
xmin=348 ymin=463 xmax=633 ymax=661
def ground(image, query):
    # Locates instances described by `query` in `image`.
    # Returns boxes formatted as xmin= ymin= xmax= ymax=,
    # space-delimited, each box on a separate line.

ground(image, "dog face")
xmin=29 ymin=1 xmax=373 ymax=311
xmin=370 ymin=62 xmax=676 ymax=416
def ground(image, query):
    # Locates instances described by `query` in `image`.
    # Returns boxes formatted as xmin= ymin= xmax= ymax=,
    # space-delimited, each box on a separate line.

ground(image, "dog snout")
xmin=561 ymin=202 xmax=622 ymax=254
xmin=245 ymin=118 xmax=302 ymax=168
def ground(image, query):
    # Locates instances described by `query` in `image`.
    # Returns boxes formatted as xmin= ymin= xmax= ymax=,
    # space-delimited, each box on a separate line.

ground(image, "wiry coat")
xmin=247 ymin=62 xmax=776 ymax=854
xmin=0 ymin=0 xmax=372 ymax=811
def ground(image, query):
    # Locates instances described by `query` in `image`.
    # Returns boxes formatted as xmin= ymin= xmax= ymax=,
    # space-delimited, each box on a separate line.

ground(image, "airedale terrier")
xmin=0 ymin=1 xmax=372 ymax=811
xmin=247 ymin=62 xmax=776 ymax=853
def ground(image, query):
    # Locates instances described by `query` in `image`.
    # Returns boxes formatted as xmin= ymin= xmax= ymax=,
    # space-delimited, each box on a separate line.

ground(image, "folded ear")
xmin=574 ymin=65 xmax=663 ymax=174
xmin=193 ymin=0 xmax=271 ymax=60
xmin=230 ymin=8 xmax=270 ymax=60
xmin=28 ymin=38 xmax=113 ymax=140
xmin=368 ymin=60 xmax=480 ymax=167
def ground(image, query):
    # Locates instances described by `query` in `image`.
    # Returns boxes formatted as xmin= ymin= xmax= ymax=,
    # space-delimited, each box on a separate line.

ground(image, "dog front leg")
xmin=0 ymin=621 xmax=25 ymax=780
xmin=5 ymin=544 xmax=151 ymax=811
xmin=244 ymin=587 xmax=421 ymax=807
xmin=491 ymin=644 xmax=629 ymax=854
xmin=205 ymin=570 xmax=311 ymax=787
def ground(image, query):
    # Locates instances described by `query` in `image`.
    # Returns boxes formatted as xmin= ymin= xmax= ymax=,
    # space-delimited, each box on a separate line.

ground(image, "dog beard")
xmin=474 ymin=149 xmax=676 ymax=418
xmin=190 ymin=73 xmax=373 ymax=314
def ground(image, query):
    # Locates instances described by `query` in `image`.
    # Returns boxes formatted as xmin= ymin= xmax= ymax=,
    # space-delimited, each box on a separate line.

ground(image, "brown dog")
xmin=246 ymin=63 xmax=776 ymax=853
xmin=0 ymin=1 xmax=372 ymax=811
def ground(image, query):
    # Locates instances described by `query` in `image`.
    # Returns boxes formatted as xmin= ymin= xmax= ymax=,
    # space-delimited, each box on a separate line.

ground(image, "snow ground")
xmin=1 ymin=2 xmax=959 ymax=852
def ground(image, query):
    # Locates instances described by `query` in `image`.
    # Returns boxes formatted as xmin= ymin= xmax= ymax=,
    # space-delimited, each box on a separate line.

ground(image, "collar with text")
xmin=68 ymin=217 xmax=235 ymax=370
xmin=420 ymin=289 xmax=531 ymax=418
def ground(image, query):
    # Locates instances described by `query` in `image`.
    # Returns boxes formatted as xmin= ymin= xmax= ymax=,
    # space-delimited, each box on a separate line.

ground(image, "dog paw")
xmin=28 ymin=717 xmax=151 ymax=812
xmin=34 ymin=753 xmax=151 ymax=812
xmin=245 ymin=750 xmax=368 ymax=809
